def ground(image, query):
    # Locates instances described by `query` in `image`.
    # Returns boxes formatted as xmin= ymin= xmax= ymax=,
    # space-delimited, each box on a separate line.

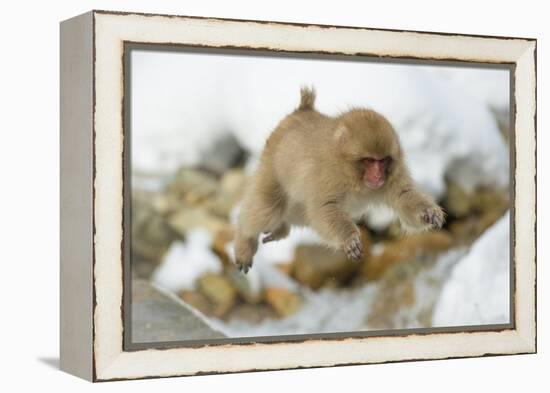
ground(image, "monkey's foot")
xmin=343 ymin=232 xmax=363 ymax=261
xmin=235 ymin=260 xmax=252 ymax=274
xmin=262 ymin=225 xmax=290 ymax=244
xmin=421 ymin=206 xmax=445 ymax=229
xmin=234 ymin=235 xmax=258 ymax=274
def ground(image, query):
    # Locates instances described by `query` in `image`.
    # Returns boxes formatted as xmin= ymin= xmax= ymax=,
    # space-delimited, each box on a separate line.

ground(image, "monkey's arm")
xmin=306 ymin=196 xmax=363 ymax=260
xmin=385 ymin=173 xmax=445 ymax=231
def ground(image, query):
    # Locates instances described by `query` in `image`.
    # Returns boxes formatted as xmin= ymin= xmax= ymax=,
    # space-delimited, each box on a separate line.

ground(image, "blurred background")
xmin=129 ymin=48 xmax=511 ymax=343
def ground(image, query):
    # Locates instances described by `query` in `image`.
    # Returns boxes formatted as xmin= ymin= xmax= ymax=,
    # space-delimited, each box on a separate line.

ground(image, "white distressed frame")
xmin=61 ymin=10 xmax=536 ymax=382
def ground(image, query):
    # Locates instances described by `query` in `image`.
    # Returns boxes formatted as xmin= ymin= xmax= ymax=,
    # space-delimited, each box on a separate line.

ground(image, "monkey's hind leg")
xmin=234 ymin=171 xmax=287 ymax=273
xmin=233 ymin=234 xmax=258 ymax=274
xmin=262 ymin=223 xmax=290 ymax=244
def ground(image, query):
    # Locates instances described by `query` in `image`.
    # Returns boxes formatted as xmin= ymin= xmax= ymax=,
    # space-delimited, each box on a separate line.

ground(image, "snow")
xmin=131 ymin=50 xmax=510 ymax=200
xmin=403 ymin=249 xmax=467 ymax=328
xmin=226 ymin=222 xmax=324 ymax=296
xmin=432 ymin=212 xmax=510 ymax=326
xmin=150 ymin=204 xmax=510 ymax=337
xmin=209 ymin=285 xmax=379 ymax=337
xmin=206 ymin=248 xmax=467 ymax=338
xmin=151 ymin=228 xmax=223 ymax=292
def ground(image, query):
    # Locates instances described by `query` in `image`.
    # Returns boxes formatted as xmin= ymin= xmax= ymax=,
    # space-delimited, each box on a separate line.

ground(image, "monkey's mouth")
xmin=362 ymin=170 xmax=385 ymax=189
xmin=364 ymin=178 xmax=385 ymax=189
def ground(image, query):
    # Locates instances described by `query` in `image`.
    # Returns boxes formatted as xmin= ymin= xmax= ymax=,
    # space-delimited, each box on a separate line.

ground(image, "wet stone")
xmin=197 ymin=273 xmax=238 ymax=318
xmin=292 ymin=244 xmax=361 ymax=290
xmin=264 ymin=287 xmax=301 ymax=318
xmin=169 ymin=168 xmax=219 ymax=205
xmin=361 ymin=231 xmax=453 ymax=281
xmin=167 ymin=208 xmax=231 ymax=240
xmin=198 ymin=133 xmax=248 ymax=175
xmin=226 ymin=303 xmax=278 ymax=324
xmin=178 ymin=289 xmax=215 ymax=317
xmin=227 ymin=268 xmax=263 ymax=304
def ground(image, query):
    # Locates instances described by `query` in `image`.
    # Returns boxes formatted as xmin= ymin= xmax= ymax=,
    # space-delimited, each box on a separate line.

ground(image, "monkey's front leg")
xmin=388 ymin=184 xmax=445 ymax=231
xmin=307 ymin=199 xmax=363 ymax=261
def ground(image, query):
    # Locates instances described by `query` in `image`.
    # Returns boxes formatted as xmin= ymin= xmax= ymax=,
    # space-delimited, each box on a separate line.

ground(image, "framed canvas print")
xmin=60 ymin=10 xmax=537 ymax=382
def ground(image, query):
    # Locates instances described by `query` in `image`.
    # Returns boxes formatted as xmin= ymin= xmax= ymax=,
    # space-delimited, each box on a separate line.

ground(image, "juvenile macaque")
xmin=234 ymin=87 xmax=444 ymax=273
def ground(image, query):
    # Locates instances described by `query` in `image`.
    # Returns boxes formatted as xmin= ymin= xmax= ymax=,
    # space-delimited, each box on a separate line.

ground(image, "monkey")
xmin=233 ymin=87 xmax=445 ymax=273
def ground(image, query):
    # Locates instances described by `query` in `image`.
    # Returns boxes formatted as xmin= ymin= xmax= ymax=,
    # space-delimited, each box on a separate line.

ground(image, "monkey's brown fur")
xmin=234 ymin=87 xmax=444 ymax=273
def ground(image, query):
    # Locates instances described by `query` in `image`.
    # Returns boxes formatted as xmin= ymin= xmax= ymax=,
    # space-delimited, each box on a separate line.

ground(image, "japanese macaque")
xmin=234 ymin=87 xmax=444 ymax=273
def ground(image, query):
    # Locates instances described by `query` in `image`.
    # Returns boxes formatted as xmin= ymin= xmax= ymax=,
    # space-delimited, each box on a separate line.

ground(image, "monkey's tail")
xmin=298 ymin=86 xmax=316 ymax=111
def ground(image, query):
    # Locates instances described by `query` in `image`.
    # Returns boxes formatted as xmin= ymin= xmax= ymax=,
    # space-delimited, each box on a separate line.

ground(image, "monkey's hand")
xmin=420 ymin=204 xmax=445 ymax=230
xmin=343 ymin=231 xmax=363 ymax=261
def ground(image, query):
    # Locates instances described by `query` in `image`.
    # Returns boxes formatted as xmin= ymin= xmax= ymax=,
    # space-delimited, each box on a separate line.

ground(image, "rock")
xmin=197 ymin=273 xmax=238 ymax=318
xmin=212 ymin=227 xmax=236 ymax=266
xmin=385 ymin=220 xmax=405 ymax=239
xmin=227 ymin=268 xmax=263 ymax=304
xmin=367 ymin=274 xmax=416 ymax=329
xmin=226 ymin=303 xmax=278 ymax=324
xmin=365 ymin=246 xmax=465 ymax=330
xmin=264 ymin=288 xmax=301 ymax=318
xmin=291 ymin=230 xmax=369 ymax=289
xmin=444 ymin=181 xmax=472 ymax=218
xmin=473 ymin=188 xmax=509 ymax=214
xmin=361 ymin=231 xmax=453 ymax=280
xmin=202 ymin=169 xmax=247 ymax=218
xmin=168 ymin=168 xmax=219 ymax=205
xmin=131 ymin=279 xmax=225 ymax=342
xmin=442 ymin=179 xmax=509 ymax=244
xmin=445 ymin=185 xmax=508 ymax=244
xmin=199 ymin=133 xmax=248 ymax=175
xmin=131 ymin=189 xmax=156 ymax=228
xmin=178 ymin=289 xmax=214 ymax=317
xmin=359 ymin=226 xmax=373 ymax=255
xmin=275 ymin=263 xmax=293 ymax=276
xmin=134 ymin=214 xmax=177 ymax=260
xmin=201 ymin=195 xmax=235 ymax=219
xmin=366 ymin=256 xmax=447 ymax=330
xmin=449 ymin=209 xmax=506 ymax=244
xmin=448 ymin=217 xmax=479 ymax=241
xmin=131 ymin=191 xmax=176 ymax=275
xmin=367 ymin=261 xmax=424 ymax=329
xmin=151 ymin=192 xmax=183 ymax=215
xmin=220 ymin=169 xmax=247 ymax=199
xmin=443 ymin=180 xmax=509 ymax=219
xmin=167 ymin=208 xmax=231 ymax=240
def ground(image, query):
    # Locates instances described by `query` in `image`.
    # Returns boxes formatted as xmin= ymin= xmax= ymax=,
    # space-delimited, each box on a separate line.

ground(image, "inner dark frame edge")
xmin=122 ymin=43 xmax=518 ymax=352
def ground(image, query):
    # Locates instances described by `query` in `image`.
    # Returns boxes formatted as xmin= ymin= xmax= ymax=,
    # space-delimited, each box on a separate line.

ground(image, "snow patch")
xmin=432 ymin=212 xmax=510 ymax=326
xmin=225 ymin=224 xmax=324 ymax=296
xmin=152 ymin=228 xmax=223 ymax=292
xmin=208 ymin=285 xmax=379 ymax=337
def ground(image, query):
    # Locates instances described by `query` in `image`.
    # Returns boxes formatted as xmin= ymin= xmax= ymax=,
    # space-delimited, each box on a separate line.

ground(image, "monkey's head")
xmin=335 ymin=109 xmax=402 ymax=190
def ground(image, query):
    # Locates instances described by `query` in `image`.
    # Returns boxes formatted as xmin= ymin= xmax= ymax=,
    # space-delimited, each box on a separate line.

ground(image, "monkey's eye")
xmin=363 ymin=157 xmax=376 ymax=164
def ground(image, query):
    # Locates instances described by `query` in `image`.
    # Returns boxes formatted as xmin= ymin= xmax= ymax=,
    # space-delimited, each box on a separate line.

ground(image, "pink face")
xmin=362 ymin=157 xmax=391 ymax=189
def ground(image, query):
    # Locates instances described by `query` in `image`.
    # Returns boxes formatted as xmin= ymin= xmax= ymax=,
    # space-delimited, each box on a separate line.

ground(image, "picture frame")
xmin=60 ymin=10 xmax=537 ymax=382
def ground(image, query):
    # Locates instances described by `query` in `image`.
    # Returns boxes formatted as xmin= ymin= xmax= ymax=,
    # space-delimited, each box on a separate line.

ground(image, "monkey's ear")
xmin=334 ymin=125 xmax=350 ymax=144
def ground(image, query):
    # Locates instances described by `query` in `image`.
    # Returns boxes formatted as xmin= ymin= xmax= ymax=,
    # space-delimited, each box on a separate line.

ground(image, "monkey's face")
xmin=361 ymin=156 xmax=392 ymax=189
xmin=336 ymin=109 xmax=401 ymax=189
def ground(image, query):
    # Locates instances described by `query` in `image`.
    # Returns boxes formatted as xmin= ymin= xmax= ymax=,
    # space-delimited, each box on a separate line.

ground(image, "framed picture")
xmin=60 ymin=10 xmax=537 ymax=382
